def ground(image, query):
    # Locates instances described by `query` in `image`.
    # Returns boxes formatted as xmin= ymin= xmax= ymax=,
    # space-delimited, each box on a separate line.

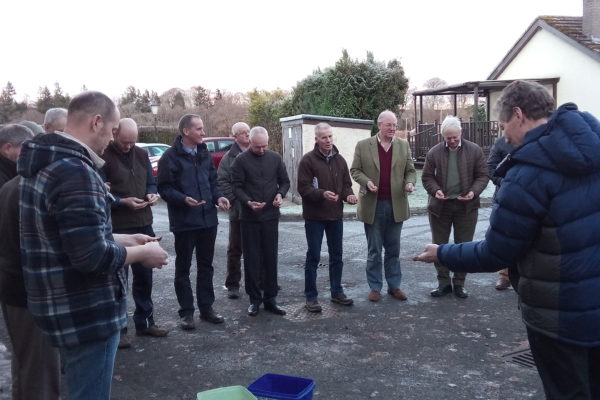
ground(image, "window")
xmin=205 ymin=141 xmax=216 ymax=152
xmin=218 ymin=140 xmax=234 ymax=152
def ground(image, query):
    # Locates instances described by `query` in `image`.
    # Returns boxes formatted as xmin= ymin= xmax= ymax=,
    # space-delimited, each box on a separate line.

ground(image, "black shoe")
xmin=453 ymin=285 xmax=469 ymax=299
xmin=264 ymin=303 xmax=286 ymax=316
xmin=179 ymin=315 xmax=195 ymax=330
xmin=248 ymin=303 xmax=260 ymax=316
xmin=430 ymin=284 xmax=453 ymax=297
xmin=200 ymin=309 xmax=225 ymax=324
xmin=118 ymin=333 xmax=132 ymax=349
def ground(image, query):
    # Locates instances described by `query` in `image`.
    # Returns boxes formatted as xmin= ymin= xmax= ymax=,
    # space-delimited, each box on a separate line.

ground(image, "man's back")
xmin=18 ymin=133 xmax=127 ymax=347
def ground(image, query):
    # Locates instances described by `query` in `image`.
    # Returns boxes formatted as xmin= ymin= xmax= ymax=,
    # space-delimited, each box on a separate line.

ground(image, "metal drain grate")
xmin=282 ymin=301 xmax=339 ymax=322
xmin=502 ymin=347 xmax=536 ymax=369
xmin=292 ymin=263 xmax=329 ymax=269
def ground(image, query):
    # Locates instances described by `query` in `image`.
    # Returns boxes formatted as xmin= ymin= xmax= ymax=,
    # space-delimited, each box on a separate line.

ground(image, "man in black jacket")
xmin=297 ymin=122 xmax=357 ymax=312
xmin=232 ymin=126 xmax=290 ymax=316
xmin=102 ymin=118 xmax=168 ymax=347
xmin=0 ymin=124 xmax=33 ymax=186
xmin=158 ymin=114 xmax=230 ymax=330
xmin=0 ymin=124 xmax=59 ymax=399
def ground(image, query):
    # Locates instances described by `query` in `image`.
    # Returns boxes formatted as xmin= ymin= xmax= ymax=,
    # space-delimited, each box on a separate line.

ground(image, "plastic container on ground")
xmin=197 ymin=385 xmax=257 ymax=400
xmin=247 ymin=373 xmax=316 ymax=400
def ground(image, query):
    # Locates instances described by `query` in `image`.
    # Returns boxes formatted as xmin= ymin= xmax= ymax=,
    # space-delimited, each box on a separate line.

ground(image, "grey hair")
xmin=0 ymin=124 xmax=34 ymax=147
xmin=496 ymin=80 xmax=555 ymax=122
xmin=178 ymin=114 xmax=202 ymax=135
xmin=231 ymin=122 xmax=250 ymax=136
xmin=441 ymin=116 xmax=462 ymax=135
xmin=377 ymin=110 xmax=397 ymax=123
xmin=19 ymin=121 xmax=44 ymax=135
xmin=249 ymin=126 xmax=268 ymax=140
xmin=43 ymin=108 xmax=67 ymax=125
xmin=314 ymin=122 xmax=332 ymax=137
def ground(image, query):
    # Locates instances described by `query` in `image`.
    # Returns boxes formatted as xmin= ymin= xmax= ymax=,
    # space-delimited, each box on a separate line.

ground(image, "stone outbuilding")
xmin=280 ymin=114 xmax=373 ymax=203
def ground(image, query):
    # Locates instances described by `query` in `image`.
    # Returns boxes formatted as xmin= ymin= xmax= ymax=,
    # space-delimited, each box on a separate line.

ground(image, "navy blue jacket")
xmin=157 ymin=136 xmax=222 ymax=233
xmin=438 ymin=103 xmax=600 ymax=347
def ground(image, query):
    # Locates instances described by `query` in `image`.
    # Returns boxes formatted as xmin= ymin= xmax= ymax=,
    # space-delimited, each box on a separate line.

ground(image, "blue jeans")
xmin=304 ymin=219 xmax=344 ymax=300
xmin=364 ymin=200 xmax=403 ymax=291
xmin=59 ymin=331 xmax=119 ymax=400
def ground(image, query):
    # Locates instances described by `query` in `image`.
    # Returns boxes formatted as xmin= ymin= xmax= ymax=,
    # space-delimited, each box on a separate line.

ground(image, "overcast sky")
xmin=0 ymin=0 xmax=582 ymax=101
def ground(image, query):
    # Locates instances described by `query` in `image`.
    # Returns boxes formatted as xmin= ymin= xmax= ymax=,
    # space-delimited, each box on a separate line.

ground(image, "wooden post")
xmin=453 ymin=94 xmax=457 ymax=116
xmin=473 ymin=84 xmax=479 ymax=121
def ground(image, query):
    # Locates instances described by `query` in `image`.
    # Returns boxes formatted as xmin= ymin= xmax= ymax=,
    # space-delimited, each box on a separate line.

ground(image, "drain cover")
xmin=283 ymin=301 xmax=339 ymax=322
xmin=502 ymin=346 xmax=536 ymax=369
xmin=292 ymin=263 xmax=329 ymax=269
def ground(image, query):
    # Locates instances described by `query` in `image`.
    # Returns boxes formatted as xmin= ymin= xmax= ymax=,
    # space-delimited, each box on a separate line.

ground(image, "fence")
xmin=410 ymin=120 xmax=500 ymax=162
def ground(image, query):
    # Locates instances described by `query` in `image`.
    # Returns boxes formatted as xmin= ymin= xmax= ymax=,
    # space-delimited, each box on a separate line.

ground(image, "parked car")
xmin=136 ymin=143 xmax=170 ymax=177
xmin=203 ymin=137 xmax=235 ymax=168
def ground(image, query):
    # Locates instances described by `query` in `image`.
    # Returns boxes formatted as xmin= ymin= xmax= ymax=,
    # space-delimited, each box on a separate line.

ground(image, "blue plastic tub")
xmin=247 ymin=373 xmax=316 ymax=400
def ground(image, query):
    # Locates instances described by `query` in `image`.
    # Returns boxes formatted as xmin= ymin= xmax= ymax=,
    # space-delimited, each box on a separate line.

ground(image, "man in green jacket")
xmin=350 ymin=110 xmax=416 ymax=302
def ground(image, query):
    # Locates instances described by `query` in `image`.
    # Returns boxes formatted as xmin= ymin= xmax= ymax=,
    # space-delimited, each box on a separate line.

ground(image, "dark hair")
xmin=178 ymin=114 xmax=201 ymax=135
xmin=68 ymin=91 xmax=117 ymax=122
xmin=496 ymin=81 xmax=555 ymax=122
xmin=0 ymin=124 xmax=34 ymax=147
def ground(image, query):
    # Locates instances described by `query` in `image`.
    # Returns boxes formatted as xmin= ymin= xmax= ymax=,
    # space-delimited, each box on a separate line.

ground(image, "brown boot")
xmin=368 ymin=290 xmax=381 ymax=302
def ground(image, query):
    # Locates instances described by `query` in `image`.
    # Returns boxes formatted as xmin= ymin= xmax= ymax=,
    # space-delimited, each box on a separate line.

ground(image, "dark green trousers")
xmin=428 ymin=200 xmax=478 ymax=287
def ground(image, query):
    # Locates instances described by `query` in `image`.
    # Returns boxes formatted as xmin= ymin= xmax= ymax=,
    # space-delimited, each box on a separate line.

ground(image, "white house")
xmin=488 ymin=0 xmax=600 ymax=115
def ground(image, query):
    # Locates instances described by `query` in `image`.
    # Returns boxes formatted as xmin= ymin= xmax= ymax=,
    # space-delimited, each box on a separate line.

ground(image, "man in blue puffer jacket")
xmin=415 ymin=80 xmax=600 ymax=399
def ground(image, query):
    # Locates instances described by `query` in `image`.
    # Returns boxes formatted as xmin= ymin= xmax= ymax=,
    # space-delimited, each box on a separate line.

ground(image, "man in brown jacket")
xmin=298 ymin=122 xmax=357 ymax=312
xmin=102 ymin=118 xmax=168 ymax=346
xmin=421 ymin=116 xmax=489 ymax=299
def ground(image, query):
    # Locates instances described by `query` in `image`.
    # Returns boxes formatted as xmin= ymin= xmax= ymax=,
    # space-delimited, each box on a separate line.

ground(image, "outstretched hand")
xmin=413 ymin=244 xmax=439 ymax=263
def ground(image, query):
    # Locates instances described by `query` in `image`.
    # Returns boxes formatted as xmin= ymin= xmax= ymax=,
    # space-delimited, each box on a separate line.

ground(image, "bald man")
xmin=101 ymin=118 xmax=168 ymax=348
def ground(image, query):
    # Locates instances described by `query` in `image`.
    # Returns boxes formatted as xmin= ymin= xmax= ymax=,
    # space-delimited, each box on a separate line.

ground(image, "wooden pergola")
xmin=412 ymin=78 xmax=559 ymax=124
xmin=409 ymin=78 xmax=560 ymax=164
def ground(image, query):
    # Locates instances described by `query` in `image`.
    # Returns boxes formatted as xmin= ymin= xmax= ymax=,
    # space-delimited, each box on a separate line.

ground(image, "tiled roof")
xmin=488 ymin=15 xmax=600 ymax=79
xmin=539 ymin=16 xmax=600 ymax=55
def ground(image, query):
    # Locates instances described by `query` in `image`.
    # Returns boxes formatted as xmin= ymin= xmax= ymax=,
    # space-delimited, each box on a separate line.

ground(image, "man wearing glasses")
xmin=350 ymin=110 xmax=416 ymax=303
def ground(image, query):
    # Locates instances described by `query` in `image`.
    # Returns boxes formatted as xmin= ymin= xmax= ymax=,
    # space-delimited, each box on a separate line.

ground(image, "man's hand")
xmin=346 ymin=194 xmax=358 ymax=204
xmin=323 ymin=191 xmax=339 ymax=202
xmin=413 ymin=244 xmax=439 ymax=263
xmin=184 ymin=197 xmax=206 ymax=207
xmin=121 ymin=197 xmax=148 ymax=210
xmin=139 ymin=241 xmax=169 ymax=269
xmin=217 ymin=197 xmax=230 ymax=211
xmin=366 ymin=181 xmax=378 ymax=192
xmin=435 ymin=190 xmax=448 ymax=200
xmin=114 ymin=233 xmax=161 ymax=247
xmin=405 ymin=183 xmax=415 ymax=193
xmin=248 ymin=201 xmax=266 ymax=212
xmin=146 ymin=193 xmax=159 ymax=206
xmin=457 ymin=191 xmax=475 ymax=201
xmin=273 ymin=193 xmax=283 ymax=208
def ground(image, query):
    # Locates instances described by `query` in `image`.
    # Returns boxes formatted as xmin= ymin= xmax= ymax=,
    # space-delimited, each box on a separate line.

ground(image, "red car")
xmin=136 ymin=143 xmax=171 ymax=177
xmin=203 ymin=137 xmax=235 ymax=168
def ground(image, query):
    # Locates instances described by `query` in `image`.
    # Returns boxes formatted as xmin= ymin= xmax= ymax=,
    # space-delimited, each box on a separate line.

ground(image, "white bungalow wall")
xmin=494 ymin=28 xmax=600 ymax=116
